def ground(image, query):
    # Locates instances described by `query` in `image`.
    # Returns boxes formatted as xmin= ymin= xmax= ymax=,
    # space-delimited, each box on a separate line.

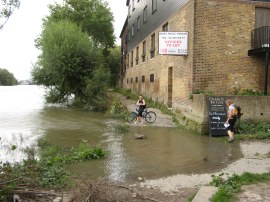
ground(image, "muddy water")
xmin=0 ymin=85 xmax=242 ymax=183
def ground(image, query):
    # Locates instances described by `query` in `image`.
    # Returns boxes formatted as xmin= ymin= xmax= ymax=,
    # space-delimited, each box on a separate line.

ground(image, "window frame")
xmin=136 ymin=46 xmax=139 ymax=65
xmin=152 ymin=0 xmax=157 ymax=14
xmin=143 ymin=6 xmax=147 ymax=23
xmin=137 ymin=15 xmax=140 ymax=31
xmin=132 ymin=0 xmax=135 ymax=11
xmin=162 ymin=22 xmax=168 ymax=31
xmin=142 ymin=40 xmax=146 ymax=62
xmin=142 ymin=75 xmax=145 ymax=83
xmin=128 ymin=5 xmax=131 ymax=18
xmin=131 ymin=24 xmax=135 ymax=37
xmin=150 ymin=74 xmax=155 ymax=82
xmin=150 ymin=33 xmax=155 ymax=59
xmin=127 ymin=54 xmax=129 ymax=69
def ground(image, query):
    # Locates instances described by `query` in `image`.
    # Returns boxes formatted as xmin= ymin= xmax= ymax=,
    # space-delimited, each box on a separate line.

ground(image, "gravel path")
xmin=114 ymin=93 xmax=176 ymax=128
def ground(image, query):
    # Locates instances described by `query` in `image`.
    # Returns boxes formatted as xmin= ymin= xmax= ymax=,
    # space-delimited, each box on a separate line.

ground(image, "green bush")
xmin=109 ymin=98 xmax=128 ymax=119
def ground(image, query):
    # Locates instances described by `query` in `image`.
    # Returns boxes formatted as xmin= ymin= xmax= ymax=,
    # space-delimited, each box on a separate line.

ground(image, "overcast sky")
xmin=0 ymin=0 xmax=127 ymax=80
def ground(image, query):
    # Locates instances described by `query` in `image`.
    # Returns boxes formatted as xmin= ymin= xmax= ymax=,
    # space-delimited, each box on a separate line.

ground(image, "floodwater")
xmin=0 ymin=85 xmax=242 ymax=183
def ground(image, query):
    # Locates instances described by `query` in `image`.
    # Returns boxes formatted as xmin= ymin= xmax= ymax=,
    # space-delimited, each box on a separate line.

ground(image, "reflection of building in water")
xmin=120 ymin=0 xmax=270 ymax=133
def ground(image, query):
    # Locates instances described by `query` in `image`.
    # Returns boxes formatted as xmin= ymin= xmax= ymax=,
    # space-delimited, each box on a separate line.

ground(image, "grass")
xmin=210 ymin=172 xmax=270 ymax=202
xmin=235 ymin=120 xmax=270 ymax=140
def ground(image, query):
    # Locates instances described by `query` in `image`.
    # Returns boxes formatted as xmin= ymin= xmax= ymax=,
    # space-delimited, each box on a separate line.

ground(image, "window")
xmin=150 ymin=74 xmax=154 ymax=82
xmin=137 ymin=16 xmax=140 ymax=31
xmin=127 ymin=78 xmax=129 ymax=83
xmin=131 ymin=51 xmax=134 ymax=67
xmin=127 ymin=54 xmax=129 ymax=69
xmin=132 ymin=0 xmax=135 ymax=11
xmin=128 ymin=5 xmax=131 ymax=18
xmin=136 ymin=46 xmax=139 ymax=65
xmin=128 ymin=30 xmax=131 ymax=41
xmin=136 ymin=77 xmax=138 ymax=83
xmin=143 ymin=6 xmax=147 ymax=23
xmin=162 ymin=22 xmax=168 ymax=31
xmin=131 ymin=78 xmax=133 ymax=83
xmin=142 ymin=75 xmax=145 ymax=82
xmin=142 ymin=41 xmax=146 ymax=62
xmin=152 ymin=0 xmax=157 ymax=14
xmin=131 ymin=24 xmax=135 ymax=37
xmin=150 ymin=33 xmax=155 ymax=59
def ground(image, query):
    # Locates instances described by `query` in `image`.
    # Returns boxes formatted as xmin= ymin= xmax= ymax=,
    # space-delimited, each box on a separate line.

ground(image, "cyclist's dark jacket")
xmin=138 ymin=100 xmax=146 ymax=116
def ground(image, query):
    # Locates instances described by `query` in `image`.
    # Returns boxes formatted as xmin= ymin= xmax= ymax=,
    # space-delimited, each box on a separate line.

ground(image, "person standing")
xmin=135 ymin=95 xmax=146 ymax=123
xmin=225 ymin=99 xmax=237 ymax=143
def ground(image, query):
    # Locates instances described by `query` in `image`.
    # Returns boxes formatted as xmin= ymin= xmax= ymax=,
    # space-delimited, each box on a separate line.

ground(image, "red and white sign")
xmin=159 ymin=32 xmax=188 ymax=55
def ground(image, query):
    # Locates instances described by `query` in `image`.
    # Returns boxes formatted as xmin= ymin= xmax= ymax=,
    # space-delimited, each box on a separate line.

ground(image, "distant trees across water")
xmin=0 ymin=68 xmax=17 ymax=86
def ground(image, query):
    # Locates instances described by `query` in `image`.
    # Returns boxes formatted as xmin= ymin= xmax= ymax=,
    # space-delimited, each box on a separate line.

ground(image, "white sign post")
xmin=158 ymin=32 xmax=188 ymax=55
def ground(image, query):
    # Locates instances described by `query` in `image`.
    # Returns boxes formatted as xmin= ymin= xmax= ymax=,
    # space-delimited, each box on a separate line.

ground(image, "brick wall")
xmin=121 ymin=0 xmax=270 ymax=133
xmin=123 ymin=0 xmax=195 ymax=111
xmin=193 ymin=0 xmax=270 ymax=95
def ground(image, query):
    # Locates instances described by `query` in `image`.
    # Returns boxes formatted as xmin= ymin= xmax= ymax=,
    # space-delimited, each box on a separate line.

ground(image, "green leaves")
xmin=33 ymin=20 xmax=103 ymax=104
xmin=32 ymin=0 xmax=118 ymax=109
xmin=0 ymin=0 xmax=20 ymax=30
xmin=0 ymin=68 xmax=17 ymax=86
xmin=45 ymin=0 xmax=115 ymax=47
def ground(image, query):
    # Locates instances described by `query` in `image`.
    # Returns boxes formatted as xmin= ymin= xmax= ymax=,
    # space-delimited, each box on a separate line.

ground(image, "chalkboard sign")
xmin=208 ymin=96 xmax=228 ymax=137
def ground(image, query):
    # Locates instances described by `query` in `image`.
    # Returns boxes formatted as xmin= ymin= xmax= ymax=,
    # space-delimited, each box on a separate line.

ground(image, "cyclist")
xmin=135 ymin=95 xmax=146 ymax=124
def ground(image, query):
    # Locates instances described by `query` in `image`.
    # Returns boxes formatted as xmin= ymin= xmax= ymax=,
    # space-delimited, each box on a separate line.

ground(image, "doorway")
xmin=168 ymin=67 xmax=173 ymax=107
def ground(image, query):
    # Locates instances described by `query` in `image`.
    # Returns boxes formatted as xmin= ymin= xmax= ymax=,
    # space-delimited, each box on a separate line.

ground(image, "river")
xmin=0 ymin=85 xmax=242 ymax=183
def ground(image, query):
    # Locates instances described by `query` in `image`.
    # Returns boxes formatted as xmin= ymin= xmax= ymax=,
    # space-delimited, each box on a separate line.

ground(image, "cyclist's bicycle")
xmin=127 ymin=107 xmax=157 ymax=123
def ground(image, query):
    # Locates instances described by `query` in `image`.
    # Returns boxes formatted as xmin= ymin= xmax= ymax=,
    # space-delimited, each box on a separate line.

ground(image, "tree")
xmin=0 ymin=0 xmax=20 ymax=30
xmin=0 ymin=68 xmax=17 ymax=85
xmin=107 ymin=46 xmax=120 ymax=87
xmin=45 ymin=0 xmax=115 ymax=49
xmin=32 ymin=20 xmax=109 ymax=105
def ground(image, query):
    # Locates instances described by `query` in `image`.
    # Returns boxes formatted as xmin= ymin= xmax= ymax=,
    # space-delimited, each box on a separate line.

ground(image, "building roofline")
xmin=119 ymin=17 xmax=128 ymax=38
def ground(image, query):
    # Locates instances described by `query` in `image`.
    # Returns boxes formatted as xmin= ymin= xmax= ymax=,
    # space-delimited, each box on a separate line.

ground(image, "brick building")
xmin=120 ymin=0 xmax=270 ymax=113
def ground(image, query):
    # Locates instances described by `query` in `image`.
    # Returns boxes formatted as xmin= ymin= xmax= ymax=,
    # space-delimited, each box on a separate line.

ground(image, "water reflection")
xmin=103 ymin=131 xmax=130 ymax=181
xmin=68 ymin=125 xmax=242 ymax=183
xmin=0 ymin=86 xmax=242 ymax=184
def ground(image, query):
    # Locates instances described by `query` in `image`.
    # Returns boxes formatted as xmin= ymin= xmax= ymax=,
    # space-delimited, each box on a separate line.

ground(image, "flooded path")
xmin=0 ymin=86 xmax=242 ymax=185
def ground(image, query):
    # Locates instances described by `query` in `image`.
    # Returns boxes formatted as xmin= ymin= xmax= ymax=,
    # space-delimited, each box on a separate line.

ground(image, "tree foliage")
xmin=32 ymin=20 xmax=105 ymax=103
xmin=107 ymin=46 xmax=120 ymax=87
xmin=0 ymin=68 xmax=17 ymax=85
xmin=45 ymin=0 xmax=115 ymax=48
xmin=33 ymin=0 xmax=119 ymax=109
xmin=0 ymin=0 xmax=20 ymax=30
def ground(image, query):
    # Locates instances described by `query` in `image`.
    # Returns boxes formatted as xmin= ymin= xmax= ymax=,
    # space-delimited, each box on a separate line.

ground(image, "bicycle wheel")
xmin=127 ymin=112 xmax=137 ymax=123
xmin=144 ymin=111 xmax=156 ymax=123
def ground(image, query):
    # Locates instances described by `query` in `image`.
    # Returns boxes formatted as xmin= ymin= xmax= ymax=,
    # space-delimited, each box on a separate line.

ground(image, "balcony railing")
xmin=251 ymin=26 xmax=270 ymax=49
